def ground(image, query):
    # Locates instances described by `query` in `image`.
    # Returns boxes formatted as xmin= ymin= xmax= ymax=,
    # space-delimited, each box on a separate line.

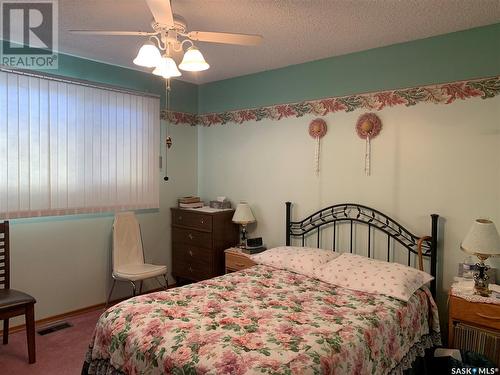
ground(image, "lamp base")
xmin=238 ymin=224 xmax=248 ymax=249
xmin=473 ymin=256 xmax=491 ymax=297
xmin=473 ymin=284 xmax=492 ymax=297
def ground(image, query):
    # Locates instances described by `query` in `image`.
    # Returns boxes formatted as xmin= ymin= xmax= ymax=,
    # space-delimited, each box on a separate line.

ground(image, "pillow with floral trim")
xmin=251 ymin=246 xmax=340 ymax=277
xmin=313 ymin=253 xmax=434 ymax=302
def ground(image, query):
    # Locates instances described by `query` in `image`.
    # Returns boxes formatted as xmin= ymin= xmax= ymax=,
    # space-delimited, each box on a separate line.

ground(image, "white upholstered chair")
xmin=105 ymin=212 xmax=168 ymax=307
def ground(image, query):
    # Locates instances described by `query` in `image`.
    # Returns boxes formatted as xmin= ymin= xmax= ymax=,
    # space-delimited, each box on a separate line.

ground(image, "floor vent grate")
xmin=37 ymin=321 xmax=73 ymax=335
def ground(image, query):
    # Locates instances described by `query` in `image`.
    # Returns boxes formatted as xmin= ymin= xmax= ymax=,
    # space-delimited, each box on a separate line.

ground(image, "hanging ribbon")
xmin=356 ymin=113 xmax=382 ymax=176
xmin=308 ymin=118 xmax=327 ymax=176
xmin=314 ymin=136 xmax=321 ymax=175
xmin=365 ymin=135 xmax=371 ymax=176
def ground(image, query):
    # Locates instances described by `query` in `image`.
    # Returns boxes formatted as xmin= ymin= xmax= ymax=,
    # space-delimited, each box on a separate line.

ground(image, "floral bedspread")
xmin=83 ymin=265 xmax=440 ymax=375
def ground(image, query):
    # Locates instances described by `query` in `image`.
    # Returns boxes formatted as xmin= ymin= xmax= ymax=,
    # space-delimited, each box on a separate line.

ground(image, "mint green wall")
xmin=198 ymin=23 xmax=500 ymax=113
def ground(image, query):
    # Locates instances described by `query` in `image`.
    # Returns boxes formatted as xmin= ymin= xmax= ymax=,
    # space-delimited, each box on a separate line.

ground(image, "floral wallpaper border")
xmin=161 ymin=75 xmax=500 ymax=126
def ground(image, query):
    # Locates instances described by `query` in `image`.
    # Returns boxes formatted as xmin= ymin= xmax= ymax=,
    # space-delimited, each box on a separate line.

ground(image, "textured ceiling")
xmin=60 ymin=0 xmax=500 ymax=84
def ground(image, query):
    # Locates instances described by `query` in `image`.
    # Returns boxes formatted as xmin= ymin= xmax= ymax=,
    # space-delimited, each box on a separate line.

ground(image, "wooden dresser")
xmin=171 ymin=208 xmax=239 ymax=282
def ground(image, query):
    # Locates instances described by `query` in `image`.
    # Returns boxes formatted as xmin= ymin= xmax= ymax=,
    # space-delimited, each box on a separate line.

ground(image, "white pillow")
xmin=251 ymin=246 xmax=340 ymax=277
xmin=313 ymin=253 xmax=434 ymax=302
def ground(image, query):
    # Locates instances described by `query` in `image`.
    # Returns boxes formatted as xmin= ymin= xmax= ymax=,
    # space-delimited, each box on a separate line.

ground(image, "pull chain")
xmin=164 ymin=78 xmax=171 ymax=181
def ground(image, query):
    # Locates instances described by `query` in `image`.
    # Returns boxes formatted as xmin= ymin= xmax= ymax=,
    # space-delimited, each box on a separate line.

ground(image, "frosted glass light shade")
xmin=133 ymin=42 xmax=161 ymax=68
xmin=179 ymin=46 xmax=210 ymax=72
xmin=152 ymin=57 xmax=182 ymax=78
xmin=461 ymin=219 xmax=500 ymax=256
xmin=232 ymin=202 xmax=256 ymax=224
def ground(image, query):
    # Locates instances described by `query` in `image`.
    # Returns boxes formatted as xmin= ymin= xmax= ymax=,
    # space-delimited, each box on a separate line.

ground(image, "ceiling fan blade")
xmin=145 ymin=0 xmax=174 ymax=27
xmin=69 ymin=30 xmax=157 ymax=36
xmin=188 ymin=31 xmax=263 ymax=46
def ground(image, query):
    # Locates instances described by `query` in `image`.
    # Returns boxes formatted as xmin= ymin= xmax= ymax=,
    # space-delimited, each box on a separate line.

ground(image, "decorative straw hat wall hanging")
xmin=308 ymin=118 xmax=327 ymax=176
xmin=356 ymin=113 xmax=382 ymax=176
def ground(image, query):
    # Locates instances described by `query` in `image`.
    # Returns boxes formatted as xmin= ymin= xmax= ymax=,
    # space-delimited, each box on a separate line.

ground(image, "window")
xmin=0 ymin=70 xmax=160 ymax=219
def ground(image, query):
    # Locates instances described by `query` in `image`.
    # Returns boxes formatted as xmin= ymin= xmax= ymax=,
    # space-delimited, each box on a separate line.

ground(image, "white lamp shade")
xmin=232 ymin=202 xmax=256 ymax=224
xmin=179 ymin=46 xmax=210 ymax=72
xmin=133 ymin=43 xmax=161 ymax=68
xmin=461 ymin=219 xmax=500 ymax=256
xmin=152 ymin=57 xmax=182 ymax=78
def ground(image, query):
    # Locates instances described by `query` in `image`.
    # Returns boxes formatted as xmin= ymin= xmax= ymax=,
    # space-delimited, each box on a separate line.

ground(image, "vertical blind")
xmin=0 ymin=70 xmax=160 ymax=219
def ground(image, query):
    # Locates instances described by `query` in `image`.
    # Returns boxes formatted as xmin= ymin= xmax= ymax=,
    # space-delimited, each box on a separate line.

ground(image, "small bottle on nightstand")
xmin=462 ymin=256 xmax=474 ymax=279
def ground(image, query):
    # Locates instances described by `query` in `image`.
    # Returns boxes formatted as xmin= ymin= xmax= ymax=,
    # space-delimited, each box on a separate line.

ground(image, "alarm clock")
xmin=246 ymin=237 xmax=263 ymax=249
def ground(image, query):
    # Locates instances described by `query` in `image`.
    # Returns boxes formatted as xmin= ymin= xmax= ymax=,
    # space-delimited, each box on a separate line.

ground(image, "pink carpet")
xmin=0 ymin=308 xmax=103 ymax=375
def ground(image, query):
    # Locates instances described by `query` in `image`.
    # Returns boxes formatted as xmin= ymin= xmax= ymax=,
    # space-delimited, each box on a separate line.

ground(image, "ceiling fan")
xmin=70 ymin=0 xmax=263 ymax=79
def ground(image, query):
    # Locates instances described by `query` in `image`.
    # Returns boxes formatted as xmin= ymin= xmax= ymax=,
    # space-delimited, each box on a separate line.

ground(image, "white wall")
xmin=198 ymin=97 xmax=500 ymax=325
xmin=9 ymin=122 xmax=198 ymax=323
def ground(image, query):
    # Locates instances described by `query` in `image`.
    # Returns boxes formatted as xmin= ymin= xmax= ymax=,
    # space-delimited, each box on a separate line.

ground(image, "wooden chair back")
xmin=0 ymin=221 xmax=9 ymax=289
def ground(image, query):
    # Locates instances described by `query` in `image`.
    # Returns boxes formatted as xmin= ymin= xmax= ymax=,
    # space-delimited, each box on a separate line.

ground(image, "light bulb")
xmin=179 ymin=46 xmax=209 ymax=72
xmin=133 ymin=42 xmax=161 ymax=68
xmin=152 ymin=56 xmax=182 ymax=78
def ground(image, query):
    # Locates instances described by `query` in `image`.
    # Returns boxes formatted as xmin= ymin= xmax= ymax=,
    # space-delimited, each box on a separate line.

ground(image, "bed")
xmin=82 ymin=203 xmax=441 ymax=375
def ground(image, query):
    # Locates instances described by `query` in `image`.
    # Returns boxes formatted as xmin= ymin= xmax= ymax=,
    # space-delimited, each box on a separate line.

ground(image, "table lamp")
xmin=460 ymin=219 xmax=500 ymax=296
xmin=232 ymin=202 xmax=256 ymax=248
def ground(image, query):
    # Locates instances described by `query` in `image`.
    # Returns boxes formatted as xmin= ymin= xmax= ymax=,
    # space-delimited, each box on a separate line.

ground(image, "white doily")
xmin=451 ymin=280 xmax=500 ymax=305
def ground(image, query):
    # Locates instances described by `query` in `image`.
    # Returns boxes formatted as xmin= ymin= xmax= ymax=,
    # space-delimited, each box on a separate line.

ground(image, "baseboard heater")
xmin=454 ymin=323 xmax=500 ymax=366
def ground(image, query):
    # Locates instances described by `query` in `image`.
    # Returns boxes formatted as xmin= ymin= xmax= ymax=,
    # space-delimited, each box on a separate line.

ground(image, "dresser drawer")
xmin=173 ymin=259 xmax=213 ymax=281
xmin=450 ymin=295 xmax=500 ymax=330
xmin=172 ymin=210 xmax=212 ymax=231
xmin=172 ymin=227 xmax=212 ymax=248
xmin=174 ymin=243 xmax=212 ymax=263
xmin=226 ymin=251 xmax=256 ymax=271
xmin=173 ymin=244 xmax=214 ymax=281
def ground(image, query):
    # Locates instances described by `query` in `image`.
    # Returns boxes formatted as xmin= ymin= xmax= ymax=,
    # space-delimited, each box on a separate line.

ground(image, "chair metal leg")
xmin=129 ymin=281 xmax=137 ymax=296
xmin=155 ymin=275 xmax=169 ymax=291
xmin=25 ymin=303 xmax=36 ymax=364
xmin=3 ymin=319 xmax=9 ymax=344
xmin=139 ymin=280 xmax=143 ymax=294
xmin=105 ymin=279 xmax=117 ymax=309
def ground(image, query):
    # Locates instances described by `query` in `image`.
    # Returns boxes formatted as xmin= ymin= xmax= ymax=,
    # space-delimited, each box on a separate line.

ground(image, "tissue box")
xmin=209 ymin=200 xmax=231 ymax=209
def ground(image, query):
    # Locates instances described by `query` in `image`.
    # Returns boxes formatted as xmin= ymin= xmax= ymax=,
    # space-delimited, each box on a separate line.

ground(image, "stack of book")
xmin=178 ymin=196 xmax=204 ymax=209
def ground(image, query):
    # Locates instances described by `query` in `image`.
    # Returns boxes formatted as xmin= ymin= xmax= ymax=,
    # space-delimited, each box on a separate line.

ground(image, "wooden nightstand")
xmin=448 ymin=287 xmax=500 ymax=365
xmin=224 ymin=247 xmax=257 ymax=273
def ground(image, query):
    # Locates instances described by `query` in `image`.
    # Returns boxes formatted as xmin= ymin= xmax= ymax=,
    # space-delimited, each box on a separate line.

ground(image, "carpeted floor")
xmin=0 ymin=309 xmax=103 ymax=375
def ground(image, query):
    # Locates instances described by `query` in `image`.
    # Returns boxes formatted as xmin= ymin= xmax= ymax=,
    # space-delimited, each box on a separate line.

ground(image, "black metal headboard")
xmin=285 ymin=202 xmax=439 ymax=296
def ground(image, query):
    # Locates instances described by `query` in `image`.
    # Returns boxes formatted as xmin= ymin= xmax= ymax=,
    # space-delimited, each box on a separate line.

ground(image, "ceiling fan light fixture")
xmin=179 ymin=46 xmax=210 ymax=72
xmin=152 ymin=56 xmax=182 ymax=78
xmin=133 ymin=42 xmax=161 ymax=68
